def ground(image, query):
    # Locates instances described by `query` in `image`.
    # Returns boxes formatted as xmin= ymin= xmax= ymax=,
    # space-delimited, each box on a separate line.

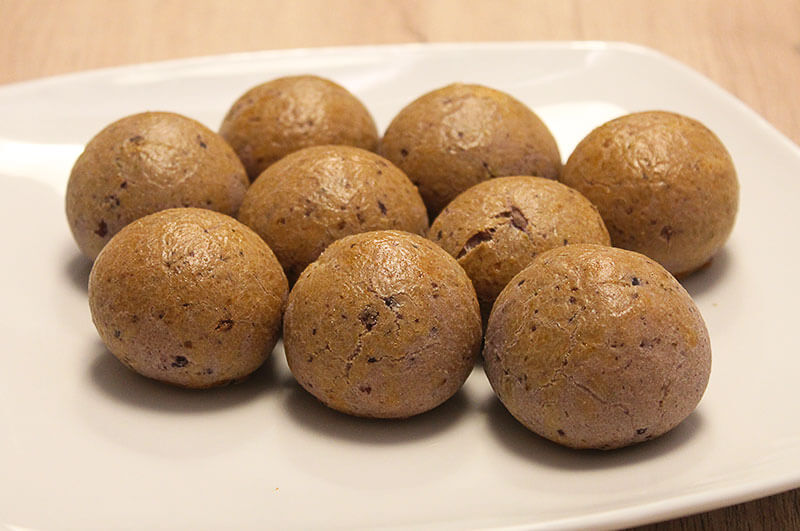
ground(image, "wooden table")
xmin=2 ymin=1 xmax=798 ymax=529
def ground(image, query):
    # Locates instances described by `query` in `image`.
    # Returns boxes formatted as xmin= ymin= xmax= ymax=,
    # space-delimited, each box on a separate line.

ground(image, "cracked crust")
xmin=283 ymin=230 xmax=482 ymax=418
xmin=66 ymin=112 xmax=249 ymax=261
xmin=219 ymin=75 xmax=379 ymax=181
xmin=88 ymin=208 xmax=289 ymax=388
xmin=560 ymin=111 xmax=739 ymax=276
xmin=237 ymin=145 xmax=428 ymax=284
xmin=483 ymin=244 xmax=711 ymax=449
xmin=430 ymin=176 xmax=610 ymax=323
xmin=379 ymin=83 xmax=562 ymax=216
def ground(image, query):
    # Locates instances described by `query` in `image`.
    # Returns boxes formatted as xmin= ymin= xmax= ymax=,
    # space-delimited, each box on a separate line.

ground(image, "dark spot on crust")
xmin=563 ymin=239 xmax=568 ymax=245
xmin=509 ymin=205 xmax=528 ymax=231
xmin=129 ymin=135 xmax=144 ymax=144
xmin=457 ymin=230 xmax=493 ymax=258
xmin=557 ymin=429 xmax=565 ymax=436
xmin=113 ymin=329 xmax=121 ymax=339
xmin=359 ymin=385 xmax=372 ymax=394
xmin=636 ymin=428 xmax=648 ymax=435
xmin=215 ymin=319 xmax=234 ymax=331
xmin=517 ymin=279 xmax=525 ymax=286
xmin=171 ymin=356 xmax=189 ymax=368
xmin=481 ymin=161 xmax=496 ymax=178
xmin=120 ymin=181 xmax=128 ymax=189
xmin=312 ymin=328 xmax=317 ymax=335
xmin=568 ymin=296 xmax=577 ymax=304
xmin=382 ymin=296 xmax=397 ymax=308
xmin=368 ymin=357 xmax=377 ymax=363
xmin=660 ymin=225 xmax=674 ymax=241
xmin=436 ymin=230 xmax=443 ymax=240
xmin=632 ymin=277 xmax=641 ymax=286
xmin=197 ymin=135 xmax=207 ymax=149
xmin=359 ymin=308 xmax=379 ymax=331
xmin=400 ymin=148 xmax=409 ymax=157
xmin=94 ymin=220 xmax=108 ymax=238
xmin=377 ymin=200 xmax=387 ymax=215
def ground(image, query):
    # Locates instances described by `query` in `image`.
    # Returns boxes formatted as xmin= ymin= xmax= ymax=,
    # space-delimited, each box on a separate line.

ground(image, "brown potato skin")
xmin=283 ymin=230 xmax=482 ymax=418
xmin=88 ymin=208 xmax=288 ymax=389
xmin=430 ymin=176 xmax=610 ymax=323
xmin=66 ymin=112 xmax=249 ymax=261
xmin=380 ymin=83 xmax=562 ymax=216
xmin=219 ymin=75 xmax=379 ymax=180
xmin=237 ymin=145 xmax=428 ymax=284
xmin=561 ymin=110 xmax=739 ymax=276
xmin=484 ymin=244 xmax=711 ymax=450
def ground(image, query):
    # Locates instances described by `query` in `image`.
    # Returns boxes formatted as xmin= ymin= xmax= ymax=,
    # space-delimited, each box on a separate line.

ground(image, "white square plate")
xmin=1 ymin=42 xmax=798 ymax=530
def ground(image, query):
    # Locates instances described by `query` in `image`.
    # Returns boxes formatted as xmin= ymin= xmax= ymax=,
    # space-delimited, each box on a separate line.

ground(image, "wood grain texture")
xmin=2 ymin=0 xmax=798 ymax=529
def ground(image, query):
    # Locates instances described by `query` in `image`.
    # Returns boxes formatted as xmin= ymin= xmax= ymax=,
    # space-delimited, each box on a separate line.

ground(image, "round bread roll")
xmin=89 ymin=208 xmax=288 ymax=389
xmin=66 ymin=112 xmax=249 ymax=261
xmin=430 ymin=176 xmax=610 ymax=322
xmin=238 ymin=145 xmax=428 ymax=283
xmin=219 ymin=75 xmax=379 ymax=180
xmin=561 ymin=110 xmax=739 ymax=277
xmin=284 ymin=230 xmax=482 ymax=418
xmin=380 ymin=83 xmax=562 ymax=216
xmin=484 ymin=244 xmax=711 ymax=450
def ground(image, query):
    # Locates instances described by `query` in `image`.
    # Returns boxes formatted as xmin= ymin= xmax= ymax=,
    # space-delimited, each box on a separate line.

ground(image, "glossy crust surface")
xmin=430 ymin=176 xmax=609 ymax=322
xmin=66 ymin=111 xmax=249 ymax=261
xmin=561 ymin=110 xmax=739 ymax=276
xmin=219 ymin=75 xmax=379 ymax=180
xmin=238 ymin=145 xmax=428 ymax=283
xmin=380 ymin=83 xmax=562 ymax=215
xmin=89 ymin=208 xmax=288 ymax=389
xmin=484 ymin=244 xmax=711 ymax=449
xmin=283 ymin=230 xmax=482 ymax=418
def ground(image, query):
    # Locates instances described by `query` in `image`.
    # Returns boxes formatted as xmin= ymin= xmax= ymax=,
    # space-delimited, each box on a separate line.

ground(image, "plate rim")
xmin=2 ymin=39 xmax=797 ymax=158
xmin=1 ymin=40 xmax=799 ymax=530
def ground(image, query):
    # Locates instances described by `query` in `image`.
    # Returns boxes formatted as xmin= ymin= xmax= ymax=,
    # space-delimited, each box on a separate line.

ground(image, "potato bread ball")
xmin=484 ymin=244 xmax=712 ymax=449
xmin=89 ymin=208 xmax=288 ymax=388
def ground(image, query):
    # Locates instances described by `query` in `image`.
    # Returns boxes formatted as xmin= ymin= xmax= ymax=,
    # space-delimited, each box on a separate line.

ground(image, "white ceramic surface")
xmin=1 ymin=42 xmax=798 ymax=531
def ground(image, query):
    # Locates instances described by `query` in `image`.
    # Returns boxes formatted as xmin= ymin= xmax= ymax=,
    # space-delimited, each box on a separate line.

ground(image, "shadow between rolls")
xmin=680 ymin=246 xmax=732 ymax=298
xmin=282 ymin=382 xmax=470 ymax=445
xmin=483 ymin=395 xmax=707 ymax=470
xmin=88 ymin=339 xmax=279 ymax=413
xmin=65 ymin=248 xmax=92 ymax=293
